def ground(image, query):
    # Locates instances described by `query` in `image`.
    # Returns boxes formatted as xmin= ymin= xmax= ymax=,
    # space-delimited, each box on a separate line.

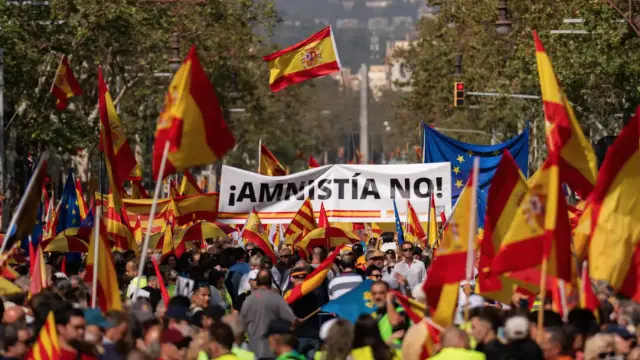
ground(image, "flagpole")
xmin=464 ymin=157 xmax=479 ymax=324
xmin=133 ymin=141 xmax=170 ymax=301
xmin=257 ymin=139 xmax=262 ymax=174
xmin=0 ymin=153 xmax=47 ymax=255
xmin=91 ymin=204 xmax=101 ymax=308
xmin=537 ymin=257 xmax=548 ymax=338
xmin=426 ymin=190 xmax=432 ymax=248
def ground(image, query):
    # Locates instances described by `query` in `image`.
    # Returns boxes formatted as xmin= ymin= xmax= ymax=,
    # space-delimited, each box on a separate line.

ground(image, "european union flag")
xmin=393 ymin=200 xmax=405 ymax=245
xmin=423 ymin=124 xmax=529 ymax=229
xmin=321 ymin=280 xmax=376 ymax=323
xmin=56 ymin=169 xmax=83 ymax=235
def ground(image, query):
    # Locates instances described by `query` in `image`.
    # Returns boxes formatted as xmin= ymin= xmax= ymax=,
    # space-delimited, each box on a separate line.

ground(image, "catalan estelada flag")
xmin=25 ymin=311 xmax=61 ymax=360
xmin=533 ymin=31 xmax=597 ymax=198
xmin=98 ymin=67 xmax=137 ymax=213
xmin=308 ymin=155 xmax=320 ymax=169
xmin=180 ymin=170 xmax=203 ymax=196
xmin=259 ymin=143 xmax=287 ymax=176
xmin=50 ymin=55 xmax=82 ymax=111
xmin=285 ymin=245 xmax=343 ymax=304
xmin=263 ymin=26 xmax=341 ymax=92
xmin=153 ymin=46 xmax=235 ymax=180
xmin=406 ymin=200 xmax=426 ymax=245
xmin=588 ymin=107 xmax=640 ymax=301
xmin=286 ymin=198 xmax=317 ymax=239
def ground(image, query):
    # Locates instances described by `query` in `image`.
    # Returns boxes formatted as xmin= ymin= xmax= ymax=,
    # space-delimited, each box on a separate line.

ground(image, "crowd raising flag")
xmin=85 ymin=223 xmax=123 ymax=312
xmin=587 ymin=107 xmax=640 ymax=301
xmin=258 ymin=142 xmax=287 ymax=176
xmin=25 ymin=311 xmax=60 ymax=360
xmin=262 ymin=25 xmax=341 ymax=92
xmin=533 ymin=31 xmax=597 ymax=198
xmin=285 ymin=245 xmax=343 ymax=304
xmin=153 ymin=45 xmax=235 ymax=180
xmin=98 ymin=68 xmax=137 ymax=214
xmin=50 ymin=55 xmax=82 ymax=110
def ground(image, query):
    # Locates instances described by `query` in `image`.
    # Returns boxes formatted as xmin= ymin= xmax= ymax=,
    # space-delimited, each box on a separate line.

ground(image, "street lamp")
xmin=168 ymin=32 xmax=181 ymax=72
xmin=495 ymin=0 xmax=513 ymax=36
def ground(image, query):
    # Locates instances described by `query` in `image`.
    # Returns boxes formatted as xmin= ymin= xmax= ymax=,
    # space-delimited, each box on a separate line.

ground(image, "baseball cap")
xmin=166 ymin=305 xmax=190 ymax=322
xmin=84 ymin=308 xmax=114 ymax=329
xmin=263 ymin=319 xmax=293 ymax=338
xmin=381 ymin=242 xmax=396 ymax=254
xmin=160 ymin=328 xmax=191 ymax=348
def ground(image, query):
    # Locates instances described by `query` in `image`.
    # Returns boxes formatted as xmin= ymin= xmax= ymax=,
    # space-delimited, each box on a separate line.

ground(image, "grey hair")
xmin=249 ymin=254 xmax=264 ymax=267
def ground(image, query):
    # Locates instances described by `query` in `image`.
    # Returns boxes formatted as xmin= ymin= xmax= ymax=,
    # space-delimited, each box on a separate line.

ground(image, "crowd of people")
xmin=0 ymin=233 xmax=638 ymax=360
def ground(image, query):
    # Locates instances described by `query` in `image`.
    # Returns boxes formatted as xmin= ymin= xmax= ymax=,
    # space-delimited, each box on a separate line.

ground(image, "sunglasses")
xmin=597 ymin=352 xmax=616 ymax=359
xmin=370 ymin=274 xmax=382 ymax=279
xmin=280 ymin=254 xmax=291 ymax=258
xmin=371 ymin=256 xmax=385 ymax=261
xmin=402 ymin=248 xmax=413 ymax=252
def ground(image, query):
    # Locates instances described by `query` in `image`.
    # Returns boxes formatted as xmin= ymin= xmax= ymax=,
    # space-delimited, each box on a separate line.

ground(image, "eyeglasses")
xmin=370 ymin=274 xmax=382 ymax=279
xmin=597 ymin=352 xmax=616 ymax=359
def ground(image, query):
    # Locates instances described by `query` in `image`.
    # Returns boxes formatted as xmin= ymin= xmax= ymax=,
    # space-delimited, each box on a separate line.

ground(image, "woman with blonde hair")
xmin=584 ymin=333 xmax=616 ymax=360
xmin=315 ymin=319 xmax=354 ymax=360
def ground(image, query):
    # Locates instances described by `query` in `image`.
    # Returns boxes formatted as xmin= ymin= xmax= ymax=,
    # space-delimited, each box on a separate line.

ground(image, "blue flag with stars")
xmin=56 ymin=169 xmax=83 ymax=235
xmin=321 ymin=280 xmax=376 ymax=323
xmin=422 ymin=124 xmax=529 ymax=229
xmin=393 ymin=200 xmax=405 ymax=245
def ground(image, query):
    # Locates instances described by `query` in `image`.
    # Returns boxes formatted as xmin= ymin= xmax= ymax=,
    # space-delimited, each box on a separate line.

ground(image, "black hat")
xmin=263 ymin=319 xmax=293 ymax=338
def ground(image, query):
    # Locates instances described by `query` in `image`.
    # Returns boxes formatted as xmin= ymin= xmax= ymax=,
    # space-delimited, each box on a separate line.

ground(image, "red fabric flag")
xmin=151 ymin=257 xmax=170 ymax=309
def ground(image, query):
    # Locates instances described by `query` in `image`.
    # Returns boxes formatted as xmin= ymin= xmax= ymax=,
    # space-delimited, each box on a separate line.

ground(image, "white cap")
xmin=319 ymin=318 xmax=338 ymax=340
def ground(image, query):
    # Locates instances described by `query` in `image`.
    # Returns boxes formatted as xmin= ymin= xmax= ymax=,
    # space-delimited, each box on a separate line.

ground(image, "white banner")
xmin=218 ymin=163 xmax=451 ymax=224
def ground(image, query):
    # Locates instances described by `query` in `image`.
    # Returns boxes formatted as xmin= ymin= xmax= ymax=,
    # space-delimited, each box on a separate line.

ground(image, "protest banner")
xmin=218 ymin=163 xmax=451 ymax=224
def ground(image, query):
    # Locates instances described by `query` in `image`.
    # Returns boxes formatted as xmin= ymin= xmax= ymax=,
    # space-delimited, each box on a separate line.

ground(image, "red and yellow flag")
xmin=50 ymin=55 xmax=82 ymax=111
xmin=241 ymin=210 xmax=276 ymax=264
xmin=533 ymin=31 xmax=597 ymax=198
xmin=259 ymin=144 xmax=287 ymax=176
xmin=406 ymin=200 xmax=426 ymax=245
xmin=153 ymin=46 xmax=235 ymax=180
xmin=393 ymin=290 xmax=426 ymax=323
xmin=295 ymin=226 xmax=360 ymax=253
xmin=286 ymin=198 xmax=317 ymax=238
xmin=168 ymin=179 xmax=179 ymax=198
xmin=180 ymin=170 xmax=204 ymax=196
xmin=130 ymin=180 xmax=149 ymax=199
xmin=580 ymin=261 xmax=599 ymax=320
xmin=284 ymin=245 xmax=343 ymax=304
xmin=477 ymin=151 xmax=527 ymax=304
xmin=308 ymin=155 xmax=320 ymax=169
xmin=26 ymin=311 xmax=61 ymax=360
xmin=74 ymin=178 xmax=87 ymax=220
xmin=98 ymin=68 xmax=137 ymax=213
xmin=160 ymin=219 xmax=175 ymax=261
xmin=427 ymin=194 xmax=438 ymax=248
xmin=85 ymin=223 xmax=123 ymax=313
xmin=318 ymin=202 xmax=329 ymax=228
xmin=588 ymin=107 xmax=640 ymax=301
xmin=371 ymin=223 xmax=382 ymax=239
xmin=263 ymin=26 xmax=341 ymax=92
xmin=29 ymin=245 xmax=48 ymax=298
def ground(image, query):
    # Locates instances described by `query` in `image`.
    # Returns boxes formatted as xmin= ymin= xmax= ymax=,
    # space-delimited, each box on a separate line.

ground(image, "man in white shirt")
xmin=391 ymin=242 xmax=426 ymax=291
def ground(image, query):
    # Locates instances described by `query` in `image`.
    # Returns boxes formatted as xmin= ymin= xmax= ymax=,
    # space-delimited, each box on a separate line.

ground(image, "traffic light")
xmin=453 ymin=81 xmax=465 ymax=107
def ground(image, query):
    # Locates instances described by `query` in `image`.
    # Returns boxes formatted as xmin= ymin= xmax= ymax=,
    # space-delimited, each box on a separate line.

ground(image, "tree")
xmin=395 ymin=0 xmax=640 ymax=171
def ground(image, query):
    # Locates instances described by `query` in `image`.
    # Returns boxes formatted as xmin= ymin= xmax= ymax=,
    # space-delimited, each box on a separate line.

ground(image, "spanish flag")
xmin=85 ymin=223 xmax=122 ymax=312
xmin=285 ymin=245 xmax=343 ymax=304
xmin=26 ymin=311 xmax=61 ymax=360
xmin=295 ymin=227 xmax=360 ymax=252
xmin=580 ymin=261 xmax=599 ymax=321
xmin=427 ymin=194 xmax=438 ymax=248
xmin=75 ymin=178 xmax=87 ymax=220
xmin=180 ymin=170 xmax=203 ymax=196
xmin=533 ymin=31 xmax=597 ymax=198
xmin=588 ymin=107 xmax=640 ymax=301
xmin=29 ymin=245 xmax=48 ymax=298
xmin=259 ymin=143 xmax=287 ymax=176
xmin=130 ymin=180 xmax=149 ymax=199
xmin=153 ymin=46 xmax=235 ymax=180
xmin=406 ymin=200 xmax=426 ymax=245
xmin=477 ymin=151 xmax=526 ymax=304
xmin=50 ymin=55 xmax=82 ymax=110
xmin=490 ymin=151 xmax=573 ymax=284
xmin=241 ymin=210 xmax=276 ymax=264
xmin=308 ymin=155 xmax=320 ymax=169
xmin=98 ymin=68 xmax=137 ymax=213
xmin=285 ymin=198 xmax=317 ymax=238
xmin=263 ymin=26 xmax=341 ymax=92
xmin=318 ymin=202 xmax=329 ymax=228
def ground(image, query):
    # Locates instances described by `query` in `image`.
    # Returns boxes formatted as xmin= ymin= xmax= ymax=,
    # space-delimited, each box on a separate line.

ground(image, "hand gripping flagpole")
xmin=91 ymin=204 xmax=102 ymax=308
xmin=133 ymin=141 xmax=170 ymax=301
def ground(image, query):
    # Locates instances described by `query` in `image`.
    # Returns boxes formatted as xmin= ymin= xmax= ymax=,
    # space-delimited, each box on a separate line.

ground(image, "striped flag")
xmin=29 ymin=245 xmax=48 ymax=298
xmin=26 ymin=311 xmax=61 ymax=360
xmin=85 ymin=223 xmax=123 ymax=312
xmin=74 ymin=178 xmax=87 ymax=220
xmin=533 ymin=31 xmax=597 ymax=198
xmin=580 ymin=261 xmax=599 ymax=321
xmin=180 ymin=170 xmax=204 ymax=196
xmin=242 ymin=210 xmax=276 ymax=263
xmin=406 ymin=200 xmax=426 ymax=245
xmin=50 ymin=55 xmax=82 ymax=111
xmin=285 ymin=246 xmax=343 ymax=304
xmin=285 ymin=198 xmax=317 ymax=239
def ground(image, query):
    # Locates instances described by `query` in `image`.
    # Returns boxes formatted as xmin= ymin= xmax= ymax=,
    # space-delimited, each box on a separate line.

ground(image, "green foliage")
xmin=396 ymin=0 xmax=640 ymax=168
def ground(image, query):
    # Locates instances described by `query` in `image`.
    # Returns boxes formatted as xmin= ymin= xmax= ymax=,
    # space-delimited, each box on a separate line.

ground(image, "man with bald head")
xmin=429 ymin=327 xmax=485 ymax=360
xmin=2 ymin=305 xmax=25 ymax=324
xmin=240 ymin=268 xmax=299 ymax=359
